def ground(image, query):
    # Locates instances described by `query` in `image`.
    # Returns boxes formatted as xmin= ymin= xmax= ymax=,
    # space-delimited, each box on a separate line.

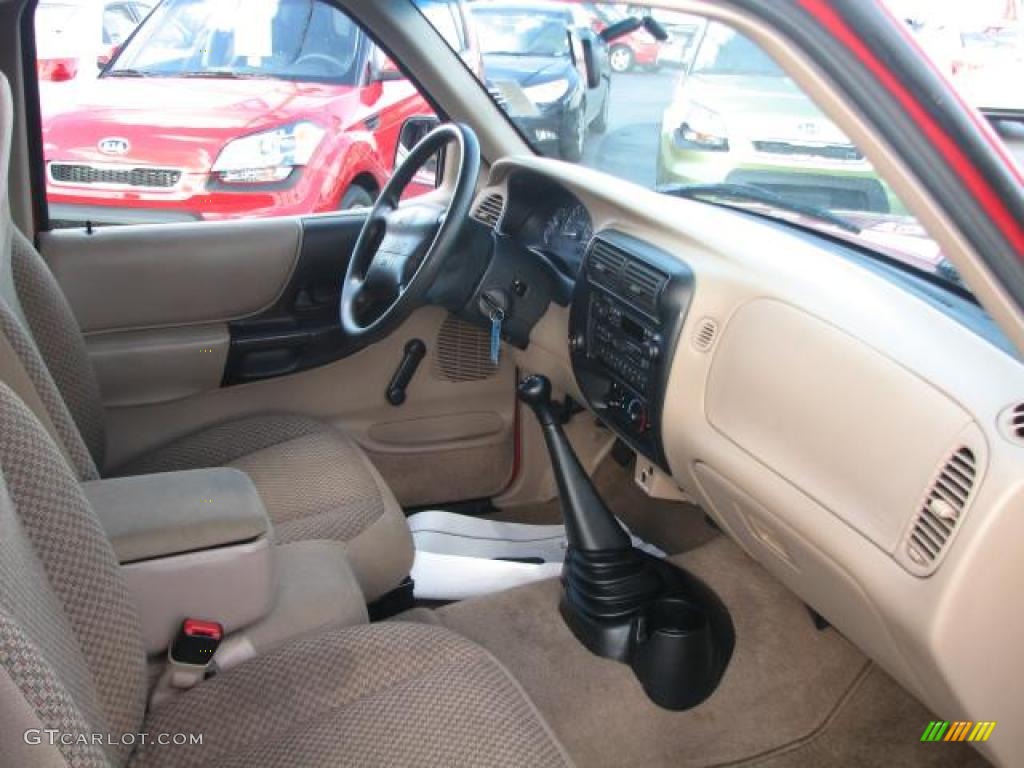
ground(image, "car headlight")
xmin=677 ymin=104 xmax=729 ymax=151
xmin=522 ymin=78 xmax=570 ymax=106
xmin=212 ymin=121 xmax=326 ymax=184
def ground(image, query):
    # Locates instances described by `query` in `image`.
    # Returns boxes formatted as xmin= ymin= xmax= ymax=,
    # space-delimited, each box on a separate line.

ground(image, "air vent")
xmin=693 ymin=318 xmax=719 ymax=352
xmin=433 ymin=315 xmax=498 ymax=383
xmin=472 ymin=193 xmax=505 ymax=229
xmin=588 ymin=239 xmax=626 ymax=291
xmin=587 ymin=237 xmax=667 ymax=315
xmin=999 ymin=402 xmax=1024 ymax=443
xmin=905 ymin=447 xmax=977 ymax=572
xmin=622 ymin=260 xmax=666 ymax=314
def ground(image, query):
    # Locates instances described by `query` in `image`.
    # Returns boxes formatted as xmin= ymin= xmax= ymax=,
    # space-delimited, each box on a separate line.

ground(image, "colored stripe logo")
xmin=921 ymin=721 xmax=996 ymax=743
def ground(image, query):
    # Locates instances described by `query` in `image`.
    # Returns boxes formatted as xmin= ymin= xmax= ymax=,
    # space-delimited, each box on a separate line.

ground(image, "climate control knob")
xmin=626 ymin=398 xmax=646 ymax=429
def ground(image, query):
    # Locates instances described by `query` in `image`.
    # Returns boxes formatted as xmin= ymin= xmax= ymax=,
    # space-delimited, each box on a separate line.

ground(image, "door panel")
xmin=224 ymin=213 xmax=366 ymax=385
xmin=88 ymin=323 xmax=229 ymax=407
xmin=38 ymin=217 xmax=301 ymax=331
xmin=37 ymin=215 xmax=516 ymax=507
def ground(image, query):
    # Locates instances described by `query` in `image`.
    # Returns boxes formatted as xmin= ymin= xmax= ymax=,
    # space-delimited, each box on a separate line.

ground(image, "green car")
xmin=657 ymin=22 xmax=902 ymax=214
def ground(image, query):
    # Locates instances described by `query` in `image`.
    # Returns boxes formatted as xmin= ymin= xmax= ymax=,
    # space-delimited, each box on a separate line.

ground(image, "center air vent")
xmin=587 ymin=237 xmax=667 ymax=316
xmin=904 ymin=446 xmax=977 ymax=574
xmin=472 ymin=193 xmax=505 ymax=229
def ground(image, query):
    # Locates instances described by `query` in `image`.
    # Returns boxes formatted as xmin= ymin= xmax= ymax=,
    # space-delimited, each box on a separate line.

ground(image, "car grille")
xmin=49 ymin=163 xmax=182 ymax=189
xmin=752 ymin=141 xmax=864 ymax=162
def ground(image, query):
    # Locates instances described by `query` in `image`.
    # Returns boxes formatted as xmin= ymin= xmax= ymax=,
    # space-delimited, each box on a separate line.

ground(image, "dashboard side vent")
xmin=1000 ymin=402 xmax=1024 ymax=443
xmin=472 ymin=193 xmax=505 ymax=229
xmin=693 ymin=318 xmax=719 ymax=352
xmin=433 ymin=315 xmax=498 ymax=383
xmin=906 ymin=447 xmax=977 ymax=572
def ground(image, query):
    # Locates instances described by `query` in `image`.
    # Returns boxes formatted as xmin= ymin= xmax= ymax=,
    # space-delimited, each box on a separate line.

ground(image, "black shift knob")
xmin=517 ymin=374 xmax=552 ymax=408
xmin=518 ymin=375 xmax=558 ymax=426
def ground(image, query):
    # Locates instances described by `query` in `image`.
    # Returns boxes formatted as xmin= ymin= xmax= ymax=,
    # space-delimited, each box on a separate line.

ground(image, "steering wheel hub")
xmin=340 ymin=123 xmax=480 ymax=343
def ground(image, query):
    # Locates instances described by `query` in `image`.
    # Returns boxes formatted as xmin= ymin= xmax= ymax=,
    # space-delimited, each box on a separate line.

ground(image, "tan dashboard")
xmin=482 ymin=155 xmax=1024 ymax=766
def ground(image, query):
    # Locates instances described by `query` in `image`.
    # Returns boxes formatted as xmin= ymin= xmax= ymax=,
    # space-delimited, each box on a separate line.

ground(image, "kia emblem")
xmin=98 ymin=137 xmax=130 ymax=156
xmin=796 ymin=121 xmax=820 ymax=136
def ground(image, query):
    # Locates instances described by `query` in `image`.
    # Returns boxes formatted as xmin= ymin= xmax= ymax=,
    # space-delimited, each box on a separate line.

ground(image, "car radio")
xmin=569 ymin=231 xmax=694 ymax=468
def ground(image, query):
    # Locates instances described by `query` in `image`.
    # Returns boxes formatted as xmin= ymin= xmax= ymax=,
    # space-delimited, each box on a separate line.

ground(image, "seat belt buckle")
xmin=164 ymin=618 xmax=223 ymax=692
xmin=170 ymin=618 xmax=223 ymax=666
xmin=151 ymin=619 xmax=225 ymax=706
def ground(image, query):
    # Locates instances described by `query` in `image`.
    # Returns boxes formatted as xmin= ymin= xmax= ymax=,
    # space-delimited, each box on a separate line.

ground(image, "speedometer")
xmin=540 ymin=203 xmax=592 ymax=271
xmin=563 ymin=205 xmax=593 ymax=249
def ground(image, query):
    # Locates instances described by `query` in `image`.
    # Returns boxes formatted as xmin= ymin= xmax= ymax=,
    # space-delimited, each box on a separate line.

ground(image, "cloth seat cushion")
xmin=133 ymin=622 xmax=573 ymax=768
xmin=115 ymin=414 xmax=413 ymax=601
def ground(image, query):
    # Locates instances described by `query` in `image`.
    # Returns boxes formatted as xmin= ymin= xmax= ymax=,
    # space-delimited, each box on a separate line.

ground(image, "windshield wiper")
xmin=657 ymin=182 xmax=861 ymax=234
xmin=104 ymin=68 xmax=154 ymax=78
xmin=171 ymin=70 xmax=269 ymax=79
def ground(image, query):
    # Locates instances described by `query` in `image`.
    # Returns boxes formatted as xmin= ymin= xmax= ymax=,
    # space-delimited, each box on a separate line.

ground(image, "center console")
xmin=569 ymin=230 xmax=694 ymax=469
xmin=85 ymin=468 xmax=370 ymax=691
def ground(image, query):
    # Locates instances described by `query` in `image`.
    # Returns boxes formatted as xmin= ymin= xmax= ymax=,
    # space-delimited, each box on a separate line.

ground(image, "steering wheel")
xmin=340 ymin=123 xmax=480 ymax=344
xmin=293 ymin=52 xmax=347 ymax=74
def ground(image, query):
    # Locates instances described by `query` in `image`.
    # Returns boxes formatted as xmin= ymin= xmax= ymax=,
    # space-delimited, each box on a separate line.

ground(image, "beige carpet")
xmin=741 ymin=665 xmax=987 ymax=768
xmin=489 ymin=457 xmax=719 ymax=555
xmin=397 ymin=537 xmax=988 ymax=768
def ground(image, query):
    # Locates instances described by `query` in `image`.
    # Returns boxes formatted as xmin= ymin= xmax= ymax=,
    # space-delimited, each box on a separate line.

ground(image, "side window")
xmin=35 ymin=0 xmax=441 ymax=229
xmin=102 ymin=4 xmax=137 ymax=46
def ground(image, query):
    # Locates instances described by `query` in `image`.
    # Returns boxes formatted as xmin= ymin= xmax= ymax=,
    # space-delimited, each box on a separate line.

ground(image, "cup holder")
xmin=647 ymin=598 xmax=708 ymax=635
xmin=631 ymin=596 xmax=725 ymax=711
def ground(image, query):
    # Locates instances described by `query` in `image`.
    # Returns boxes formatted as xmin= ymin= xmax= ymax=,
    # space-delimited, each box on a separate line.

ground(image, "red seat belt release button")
xmin=170 ymin=618 xmax=224 ymax=666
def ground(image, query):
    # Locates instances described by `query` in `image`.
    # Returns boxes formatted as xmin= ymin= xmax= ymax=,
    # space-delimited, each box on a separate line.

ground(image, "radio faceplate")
xmin=570 ymin=231 xmax=695 ymax=468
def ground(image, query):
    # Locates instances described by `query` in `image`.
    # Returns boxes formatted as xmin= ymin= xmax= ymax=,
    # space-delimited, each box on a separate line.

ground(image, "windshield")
xmin=107 ymin=0 xmax=363 ymax=84
xmin=473 ymin=10 xmax=570 ymax=57
xmin=692 ymin=26 xmax=784 ymax=77
xmin=417 ymin=1 xmax=988 ymax=297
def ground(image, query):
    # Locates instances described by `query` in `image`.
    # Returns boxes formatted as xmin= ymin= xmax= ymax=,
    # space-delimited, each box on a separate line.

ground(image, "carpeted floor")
xmin=488 ymin=456 xmax=719 ymax=555
xmin=397 ymin=536 xmax=988 ymax=768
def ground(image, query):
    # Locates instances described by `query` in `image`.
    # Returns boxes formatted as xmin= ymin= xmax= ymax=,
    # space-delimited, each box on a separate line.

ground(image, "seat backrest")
xmin=0 ymin=72 xmax=106 ymax=479
xmin=0 ymin=381 xmax=146 ymax=767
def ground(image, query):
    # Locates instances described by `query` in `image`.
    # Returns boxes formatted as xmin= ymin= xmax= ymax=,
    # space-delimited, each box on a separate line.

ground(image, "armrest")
xmin=84 ymin=468 xmax=274 ymax=654
xmin=84 ymin=468 xmax=269 ymax=563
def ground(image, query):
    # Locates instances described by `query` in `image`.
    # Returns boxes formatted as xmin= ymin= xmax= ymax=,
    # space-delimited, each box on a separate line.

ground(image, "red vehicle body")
xmin=43 ymin=0 xmax=478 ymax=225
xmin=581 ymin=3 xmax=661 ymax=72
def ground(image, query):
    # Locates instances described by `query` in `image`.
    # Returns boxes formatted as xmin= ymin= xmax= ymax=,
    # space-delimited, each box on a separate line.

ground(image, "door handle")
xmin=386 ymin=339 xmax=427 ymax=406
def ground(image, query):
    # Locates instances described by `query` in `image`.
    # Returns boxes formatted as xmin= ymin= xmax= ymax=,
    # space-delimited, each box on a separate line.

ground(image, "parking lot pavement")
xmin=581 ymin=69 xmax=679 ymax=188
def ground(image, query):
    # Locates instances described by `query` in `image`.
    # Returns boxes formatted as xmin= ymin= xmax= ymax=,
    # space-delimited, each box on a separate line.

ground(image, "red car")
xmin=43 ymin=0 xmax=478 ymax=225
xmin=581 ymin=3 xmax=661 ymax=72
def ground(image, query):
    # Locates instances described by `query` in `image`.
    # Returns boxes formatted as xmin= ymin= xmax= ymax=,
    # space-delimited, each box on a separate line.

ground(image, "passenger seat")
xmin=0 ymin=380 xmax=572 ymax=768
xmin=0 ymin=74 xmax=411 ymax=601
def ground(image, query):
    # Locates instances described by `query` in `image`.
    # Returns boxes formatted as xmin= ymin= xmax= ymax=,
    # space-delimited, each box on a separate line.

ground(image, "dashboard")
xmin=471 ymin=156 xmax=1024 ymax=767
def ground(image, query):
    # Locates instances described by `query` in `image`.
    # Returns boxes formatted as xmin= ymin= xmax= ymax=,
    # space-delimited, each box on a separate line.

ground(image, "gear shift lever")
xmin=518 ymin=374 xmax=735 ymax=710
xmin=517 ymin=375 xmax=631 ymax=551
xmin=518 ymin=375 xmax=661 ymax=646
